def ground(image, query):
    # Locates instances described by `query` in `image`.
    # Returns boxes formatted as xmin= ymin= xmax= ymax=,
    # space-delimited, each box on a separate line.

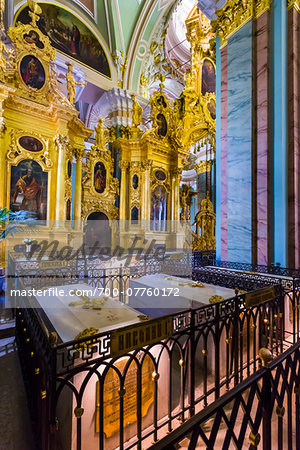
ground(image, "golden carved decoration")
xmin=209 ymin=295 xmax=224 ymax=304
xmin=131 ymin=94 xmax=143 ymax=127
xmin=212 ymin=0 xmax=272 ymax=48
xmin=195 ymin=160 xmax=213 ymax=174
xmin=287 ymin=0 xmax=300 ymax=11
xmin=74 ymin=327 xmax=100 ymax=349
xmin=192 ymin=191 xmax=216 ymax=250
xmin=81 ymin=144 xmax=119 ymax=220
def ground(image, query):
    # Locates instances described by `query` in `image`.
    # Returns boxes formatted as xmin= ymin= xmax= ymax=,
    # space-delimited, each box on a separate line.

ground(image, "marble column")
xmin=220 ymin=46 xmax=228 ymax=261
xmin=287 ymin=6 xmax=300 ymax=267
xmin=54 ymin=134 xmax=69 ymax=223
xmin=73 ymin=148 xmax=85 ymax=225
xmin=141 ymin=161 xmax=152 ymax=226
xmin=227 ymin=21 xmax=253 ymax=263
xmin=255 ymin=11 xmax=270 ymax=265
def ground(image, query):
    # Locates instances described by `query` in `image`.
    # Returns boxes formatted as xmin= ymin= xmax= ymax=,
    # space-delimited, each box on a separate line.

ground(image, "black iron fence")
xmin=151 ymin=340 xmax=300 ymax=450
xmin=9 ymin=252 xmax=300 ymax=450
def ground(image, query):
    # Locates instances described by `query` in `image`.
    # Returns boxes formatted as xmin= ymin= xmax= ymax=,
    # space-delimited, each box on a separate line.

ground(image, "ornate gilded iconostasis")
xmin=0 ymin=1 xmax=92 ymax=255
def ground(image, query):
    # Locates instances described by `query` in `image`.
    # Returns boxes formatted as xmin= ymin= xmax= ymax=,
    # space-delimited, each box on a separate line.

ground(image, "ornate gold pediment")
xmin=6 ymin=129 xmax=52 ymax=169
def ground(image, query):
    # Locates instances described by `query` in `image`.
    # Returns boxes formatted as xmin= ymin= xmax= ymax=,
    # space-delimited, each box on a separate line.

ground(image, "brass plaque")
xmin=110 ymin=317 xmax=173 ymax=358
xmin=96 ymin=355 xmax=154 ymax=437
xmin=245 ymin=286 xmax=275 ymax=308
xmin=38 ymin=260 xmax=68 ymax=269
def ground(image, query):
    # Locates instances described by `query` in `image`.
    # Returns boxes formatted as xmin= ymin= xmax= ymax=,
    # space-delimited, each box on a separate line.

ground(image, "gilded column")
xmin=119 ymin=161 xmax=129 ymax=226
xmin=171 ymin=169 xmax=182 ymax=222
xmin=74 ymin=148 xmax=85 ymax=224
xmin=140 ymin=161 xmax=152 ymax=227
xmin=0 ymin=117 xmax=6 ymax=207
xmin=54 ymin=134 xmax=69 ymax=223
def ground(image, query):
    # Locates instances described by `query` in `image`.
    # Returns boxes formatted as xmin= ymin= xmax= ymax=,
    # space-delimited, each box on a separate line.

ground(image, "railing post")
xmin=188 ymin=309 xmax=195 ymax=417
xmin=292 ymin=276 xmax=296 ymax=343
xmin=233 ymin=293 xmax=240 ymax=386
xmin=262 ymin=370 xmax=272 ymax=449
xmin=214 ymin=302 xmax=220 ymax=400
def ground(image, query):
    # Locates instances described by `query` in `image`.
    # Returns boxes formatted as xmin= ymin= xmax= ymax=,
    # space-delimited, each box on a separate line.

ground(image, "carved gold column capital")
xmin=0 ymin=117 xmax=5 ymax=137
xmin=74 ymin=148 xmax=85 ymax=161
xmin=287 ymin=0 xmax=300 ymax=11
xmin=195 ymin=160 xmax=213 ymax=175
xmin=119 ymin=160 xmax=129 ymax=171
xmin=170 ymin=168 xmax=182 ymax=179
xmin=142 ymin=160 xmax=152 ymax=171
xmin=129 ymin=161 xmax=142 ymax=173
xmin=54 ymin=134 xmax=69 ymax=150
xmin=212 ymin=0 xmax=272 ymax=48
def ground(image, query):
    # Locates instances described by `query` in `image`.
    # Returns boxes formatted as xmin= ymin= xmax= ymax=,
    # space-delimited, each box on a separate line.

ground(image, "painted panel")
xmin=15 ymin=3 xmax=111 ymax=78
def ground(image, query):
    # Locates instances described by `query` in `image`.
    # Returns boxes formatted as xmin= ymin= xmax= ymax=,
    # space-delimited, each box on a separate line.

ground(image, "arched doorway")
xmin=86 ymin=212 xmax=112 ymax=251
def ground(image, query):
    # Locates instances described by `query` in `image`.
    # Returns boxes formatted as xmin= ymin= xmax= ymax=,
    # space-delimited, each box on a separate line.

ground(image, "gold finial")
xmin=258 ymin=348 xmax=273 ymax=367
xmin=27 ymin=0 xmax=42 ymax=27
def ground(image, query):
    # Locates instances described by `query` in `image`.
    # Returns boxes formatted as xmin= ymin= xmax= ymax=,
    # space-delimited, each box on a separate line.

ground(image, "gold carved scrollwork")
xmin=212 ymin=0 xmax=272 ymax=48
xmin=7 ymin=129 xmax=52 ymax=168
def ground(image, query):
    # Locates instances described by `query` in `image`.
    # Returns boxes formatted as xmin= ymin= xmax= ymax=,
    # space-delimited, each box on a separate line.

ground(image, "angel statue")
xmin=95 ymin=118 xmax=106 ymax=149
xmin=131 ymin=94 xmax=143 ymax=127
xmin=66 ymin=62 xmax=86 ymax=105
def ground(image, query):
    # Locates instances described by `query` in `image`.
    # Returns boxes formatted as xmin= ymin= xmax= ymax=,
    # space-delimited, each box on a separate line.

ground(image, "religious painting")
xmin=150 ymin=185 xmax=167 ymax=231
xmin=94 ymin=162 xmax=106 ymax=193
xmin=201 ymin=59 xmax=216 ymax=96
xmin=19 ymin=136 xmax=43 ymax=152
xmin=155 ymin=170 xmax=166 ymax=181
xmin=10 ymin=160 xmax=48 ymax=220
xmin=132 ymin=174 xmax=138 ymax=189
xmin=156 ymin=113 xmax=167 ymax=137
xmin=15 ymin=3 xmax=111 ymax=78
xmin=23 ymin=30 xmax=44 ymax=49
xmin=207 ymin=97 xmax=216 ymax=120
xmin=20 ymin=55 xmax=45 ymax=90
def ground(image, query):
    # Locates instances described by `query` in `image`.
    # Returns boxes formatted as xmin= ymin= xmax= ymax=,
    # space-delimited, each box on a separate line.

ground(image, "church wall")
xmin=227 ymin=21 xmax=253 ymax=263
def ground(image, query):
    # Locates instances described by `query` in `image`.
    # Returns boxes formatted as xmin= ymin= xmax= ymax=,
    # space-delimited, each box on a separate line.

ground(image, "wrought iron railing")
xmin=15 ymin=277 xmax=297 ymax=450
xmin=150 ymin=340 xmax=300 ymax=450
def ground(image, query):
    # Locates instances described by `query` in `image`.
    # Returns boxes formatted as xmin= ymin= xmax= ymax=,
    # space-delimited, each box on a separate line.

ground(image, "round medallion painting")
xmin=20 ymin=55 xmax=46 ymax=90
xmin=19 ymin=136 xmax=43 ymax=152
xmin=155 ymin=170 xmax=166 ymax=181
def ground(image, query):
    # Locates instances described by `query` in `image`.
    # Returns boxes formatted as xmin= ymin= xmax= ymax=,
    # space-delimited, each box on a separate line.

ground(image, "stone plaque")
xmin=96 ymin=355 xmax=154 ymax=437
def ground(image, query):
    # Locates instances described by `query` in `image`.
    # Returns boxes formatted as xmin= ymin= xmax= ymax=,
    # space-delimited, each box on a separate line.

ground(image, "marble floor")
xmin=0 ymin=322 xmax=35 ymax=450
